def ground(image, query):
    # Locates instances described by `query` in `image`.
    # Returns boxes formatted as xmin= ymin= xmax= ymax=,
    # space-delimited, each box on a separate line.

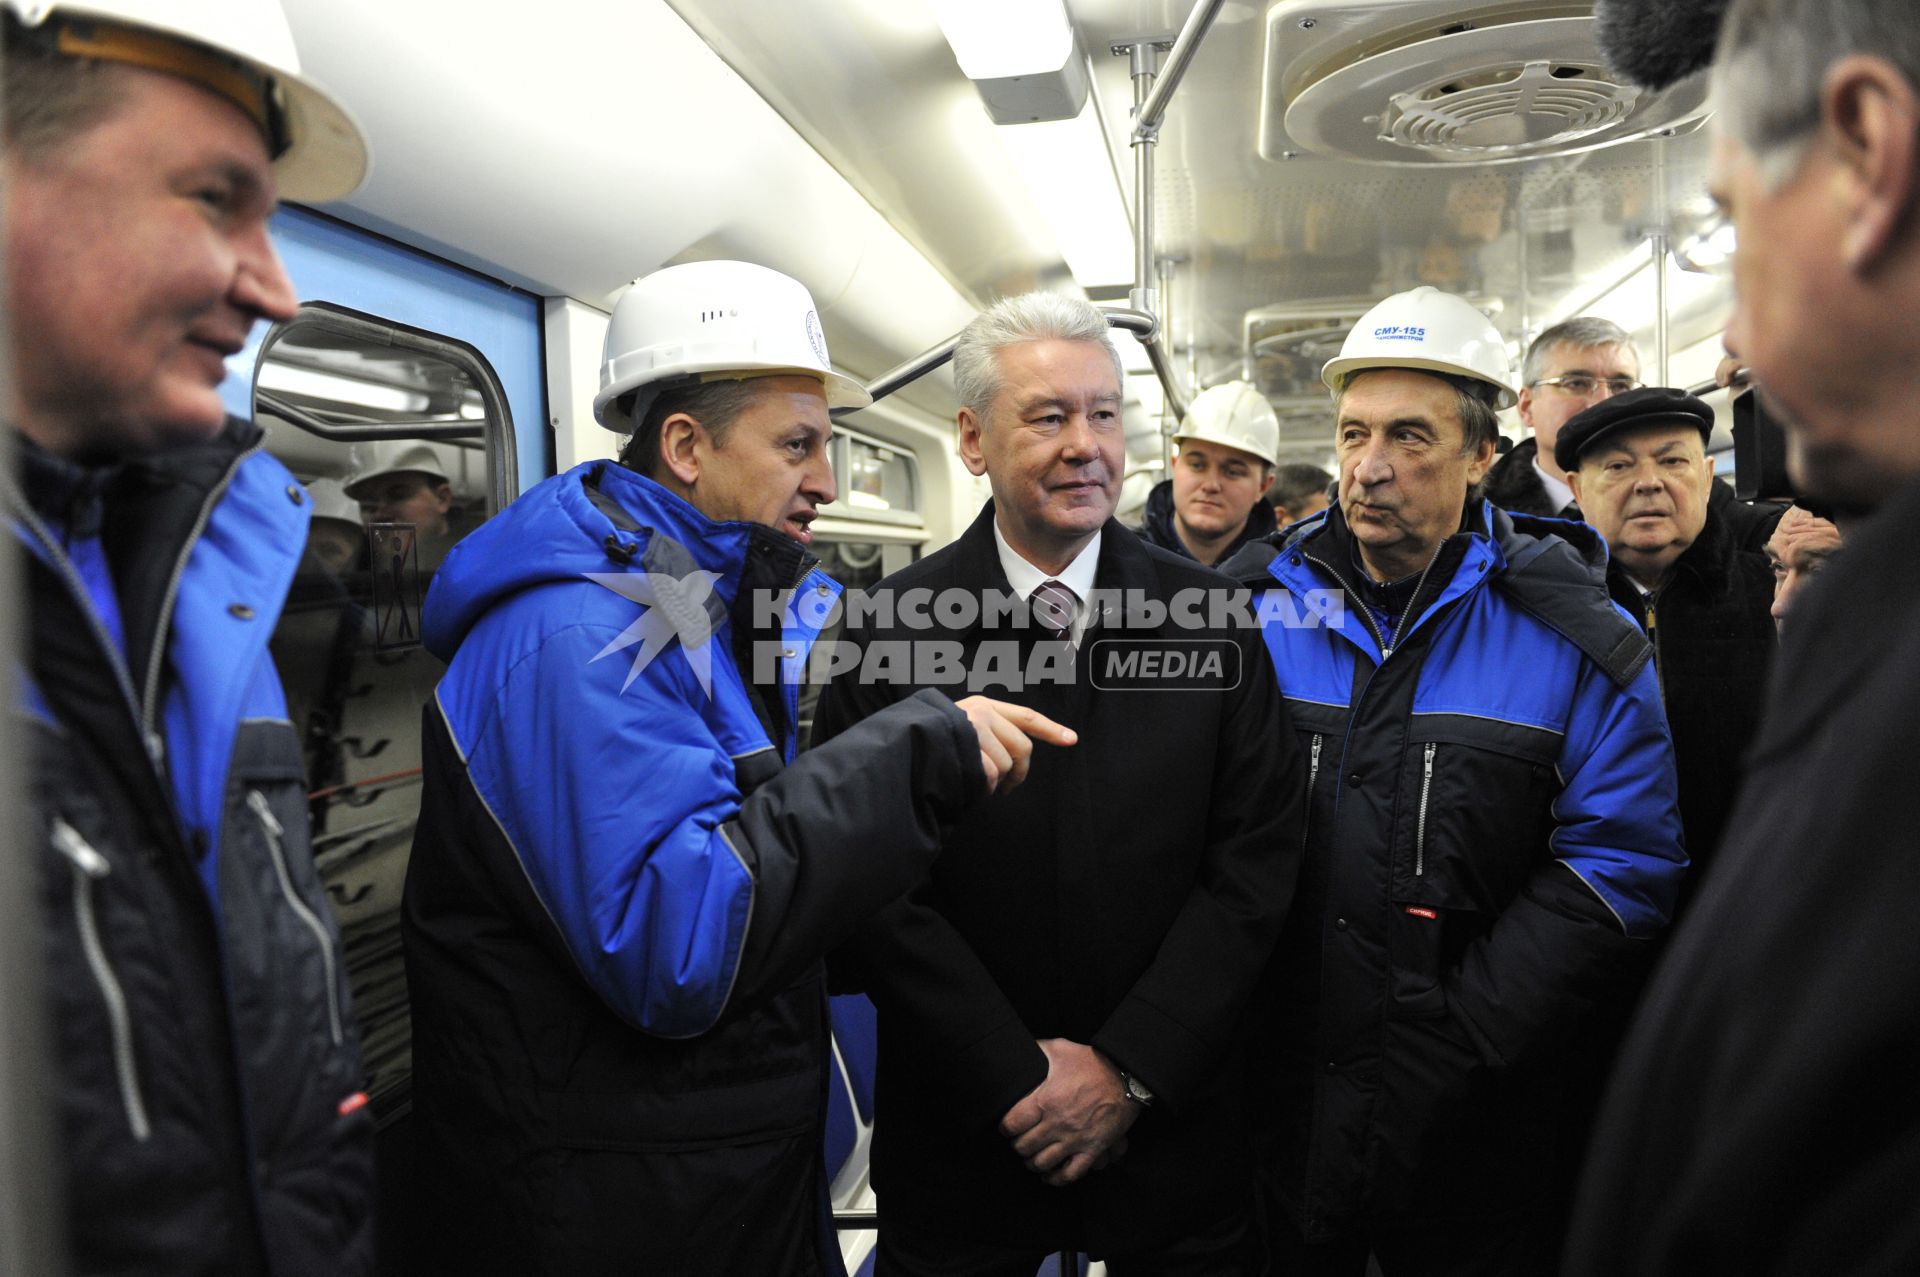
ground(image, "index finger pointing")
xmin=987 ymin=703 xmax=1077 ymax=746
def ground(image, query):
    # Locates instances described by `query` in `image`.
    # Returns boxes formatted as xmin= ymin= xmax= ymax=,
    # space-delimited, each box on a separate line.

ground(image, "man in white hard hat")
xmin=1136 ymin=380 xmax=1279 ymax=567
xmin=344 ymin=439 xmax=455 ymax=538
xmin=304 ymin=475 xmax=366 ymax=576
xmin=1221 ymin=286 xmax=1685 ymax=1275
xmin=0 ymin=3 xmax=376 ymax=1273
xmin=403 ymin=259 xmax=1073 ymax=1275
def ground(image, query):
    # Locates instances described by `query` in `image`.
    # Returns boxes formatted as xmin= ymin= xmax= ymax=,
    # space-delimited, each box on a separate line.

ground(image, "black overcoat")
xmin=815 ymin=503 xmax=1303 ymax=1255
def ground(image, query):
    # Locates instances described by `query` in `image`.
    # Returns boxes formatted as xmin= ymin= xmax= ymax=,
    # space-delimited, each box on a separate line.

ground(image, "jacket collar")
xmin=946 ymin=498 xmax=1161 ymax=639
xmin=1241 ymin=495 xmax=1650 ymax=686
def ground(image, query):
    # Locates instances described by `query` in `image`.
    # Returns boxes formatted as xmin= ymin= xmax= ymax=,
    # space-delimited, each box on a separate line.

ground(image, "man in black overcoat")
xmin=816 ymin=290 xmax=1302 ymax=1274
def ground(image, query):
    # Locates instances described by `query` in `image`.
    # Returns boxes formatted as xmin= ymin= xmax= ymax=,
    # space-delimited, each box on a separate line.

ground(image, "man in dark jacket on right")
xmin=1560 ymin=387 xmax=1776 ymax=883
xmin=1567 ymin=0 xmax=1920 ymax=1270
xmin=1228 ymin=286 xmax=1685 ymax=1276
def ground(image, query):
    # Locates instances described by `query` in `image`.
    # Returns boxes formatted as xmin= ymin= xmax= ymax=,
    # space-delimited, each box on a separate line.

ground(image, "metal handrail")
xmin=256 ymin=392 xmax=493 ymax=443
xmin=846 ymin=307 xmax=1185 ymax=424
xmin=1135 ymin=0 xmax=1230 ymax=138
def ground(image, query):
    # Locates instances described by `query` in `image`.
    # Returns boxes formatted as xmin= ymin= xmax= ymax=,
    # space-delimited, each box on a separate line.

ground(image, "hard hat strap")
xmin=48 ymin=17 xmax=289 ymax=158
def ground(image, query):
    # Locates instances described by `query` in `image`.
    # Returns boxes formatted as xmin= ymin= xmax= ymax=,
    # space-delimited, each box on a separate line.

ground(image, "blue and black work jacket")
xmin=7 ymin=421 xmax=374 ymax=1277
xmin=402 ymin=461 xmax=983 ymax=1274
xmin=1225 ymin=500 xmax=1686 ymax=1240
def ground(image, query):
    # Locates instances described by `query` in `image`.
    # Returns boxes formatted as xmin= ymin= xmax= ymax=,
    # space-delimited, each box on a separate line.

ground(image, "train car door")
xmin=231 ymin=204 xmax=545 ymax=1269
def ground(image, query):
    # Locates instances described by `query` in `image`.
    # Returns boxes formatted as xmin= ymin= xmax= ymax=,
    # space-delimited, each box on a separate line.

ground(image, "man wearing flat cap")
xmin=1562 ymin=388 xmax=1777 ymax=890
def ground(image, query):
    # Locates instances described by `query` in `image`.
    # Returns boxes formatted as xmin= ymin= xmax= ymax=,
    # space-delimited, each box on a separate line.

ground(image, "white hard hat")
xmin=1321 ymin=287 xmax=1516 ymax=410
xmin=305 ymin=477 xmax=362 ymax=527
xmin=1173 ymin=382 xmax=1280 ymax=468
xmin=343 ymin=440 xmax=452 ymax=499
xmin=593 ymin=260 xmax=873 ymax=432
xmin=3 ymin=0 xmax=368 ymax=202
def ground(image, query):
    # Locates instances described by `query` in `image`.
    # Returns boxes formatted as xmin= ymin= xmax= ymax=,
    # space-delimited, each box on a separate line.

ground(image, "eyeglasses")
xmin=1528 ymin=374 xmax=1643 ymax=397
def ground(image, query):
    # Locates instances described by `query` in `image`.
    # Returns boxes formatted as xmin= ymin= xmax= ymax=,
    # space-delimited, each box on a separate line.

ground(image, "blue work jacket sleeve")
xmin=448 ymin=621 xmax=982 ymax=1040
xmin=1447 ymin=654 xmax=1687 ymax=1070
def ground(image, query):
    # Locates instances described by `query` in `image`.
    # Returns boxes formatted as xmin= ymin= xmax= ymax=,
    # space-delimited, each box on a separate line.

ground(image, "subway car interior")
xmin=2 ymin=1 xmax=1760 ymax=1273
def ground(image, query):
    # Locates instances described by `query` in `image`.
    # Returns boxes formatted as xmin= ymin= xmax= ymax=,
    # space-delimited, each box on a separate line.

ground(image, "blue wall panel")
xmin=223 ymin=205 xmax=550 ymax=491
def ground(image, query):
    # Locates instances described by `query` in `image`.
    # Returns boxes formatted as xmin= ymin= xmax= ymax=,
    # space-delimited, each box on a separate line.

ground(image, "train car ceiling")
xmin=669 ymin=0 xmax=1739 ymax=468
xmin=277 ymin=0 xmax=979 ymax=435
xmin=279 ymin=0 xmax=1741 ymax=475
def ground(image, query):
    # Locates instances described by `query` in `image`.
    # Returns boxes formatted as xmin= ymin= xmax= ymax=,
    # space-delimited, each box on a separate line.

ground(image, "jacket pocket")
xmin=51 ymin=817 xmax=152 ymax=1141
xmin=1396 ymin=715 xmax=1561 ymax=911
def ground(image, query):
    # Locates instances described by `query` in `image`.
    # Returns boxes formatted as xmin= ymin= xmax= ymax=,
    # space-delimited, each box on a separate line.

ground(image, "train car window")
xmin=251 ymin=302 xmax=514 ymax=1132
xmin=829 ymin=426 xmax=924 ymax=530
xmin=842 ymin=434 xmax=918 ymax=519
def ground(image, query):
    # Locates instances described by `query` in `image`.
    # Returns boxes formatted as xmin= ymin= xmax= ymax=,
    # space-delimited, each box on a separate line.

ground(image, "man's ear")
xmin=1258 ymin=469 xmax=1276 ymax=500
xmin=1465 ymin=436 xmax=1498 ymax=486
xmin=1702 ymin=451 xmax=1717 ymax=492
xmin=956 ymin=407 xmax=989 ymax=478
xmin=430 ymin=483 xmax=454 ymax=516
xmin=1516 ymin=384 xmax=1537 ymax=431
xmin=1824 ymin=55 xmax=1920 ymax=272
xmin=658 ymin=413 xmax=703 ymax=486
xmin=1567 ymin=469 xmax=1585 ymax=504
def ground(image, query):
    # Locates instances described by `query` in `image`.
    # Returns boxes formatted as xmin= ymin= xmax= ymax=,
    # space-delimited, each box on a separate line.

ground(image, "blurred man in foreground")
xmin=2 ymin=1 xmax=378 ymax=1269
xmin=1569 ymin=0 xmax=1920 ymax=1269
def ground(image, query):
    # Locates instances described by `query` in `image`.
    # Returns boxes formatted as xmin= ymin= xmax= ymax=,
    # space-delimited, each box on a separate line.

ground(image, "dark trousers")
xmin=1260 ymin=1210 xmax=1561 ymax=1277
xmin=877 ymin=1207 xmax=1255 ymax=1277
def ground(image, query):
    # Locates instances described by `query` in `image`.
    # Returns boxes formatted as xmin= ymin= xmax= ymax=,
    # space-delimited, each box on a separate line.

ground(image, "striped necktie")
xmin=1030 ymin=579 xmax=1078 ymax=644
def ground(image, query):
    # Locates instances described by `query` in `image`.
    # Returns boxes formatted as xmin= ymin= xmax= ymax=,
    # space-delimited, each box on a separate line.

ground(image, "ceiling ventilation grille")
xmin=1380 ymin=61 xmax=1638 ymax=159
xmin=1261 ymin=4 xmax=1708 ymax=165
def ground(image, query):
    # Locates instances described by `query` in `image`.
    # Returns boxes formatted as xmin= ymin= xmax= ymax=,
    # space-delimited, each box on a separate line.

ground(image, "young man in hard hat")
xmin=1221 ymin=286 xmax=1685 ymax=1275
xmin=0 ymin=3 xmax=376 ymax=1273
xmin=402 ymin=259 xmax=1072 ymax=1275
xmin=1136 ymin=380 xmax=1279 ymax=567
xmin=344 ymin=439 xmax=458 ymax=540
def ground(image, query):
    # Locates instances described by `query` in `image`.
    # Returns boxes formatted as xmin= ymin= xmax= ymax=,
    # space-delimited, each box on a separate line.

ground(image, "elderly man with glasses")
xmin=1484 ymin=317 xmax=1644 ymax=519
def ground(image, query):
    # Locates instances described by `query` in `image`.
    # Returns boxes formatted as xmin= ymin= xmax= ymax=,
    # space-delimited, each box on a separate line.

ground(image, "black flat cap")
xmin=1554 ymin=386 xmax=1715 ymax=472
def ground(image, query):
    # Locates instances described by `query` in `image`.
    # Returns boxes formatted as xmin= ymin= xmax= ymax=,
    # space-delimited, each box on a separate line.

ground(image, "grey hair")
xmin=618 ymin=378 xmax=765 ymax=478
xmin=951 ymin=291 xmax=1124 ymax=421
xmin=1714 ymin=0 xmax=1920 ymax=188
xmin=1521 ymin=318 xmax=1638 ymax=386
xmin=1341 ymin=368 xmax=1500 ymax=457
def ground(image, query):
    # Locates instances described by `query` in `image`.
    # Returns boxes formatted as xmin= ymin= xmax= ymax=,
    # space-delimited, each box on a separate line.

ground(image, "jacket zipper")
xmin=1305 ymin=552 xmax=1389 ymax=654
xmin=247 ymin=791 xmax=343 ymax=1046
xmin=1304 ymin=540 xmax=1443 ymax=660
xmin=1415 ymin=742 xmax=1437 ymax=877
xmin=1304 ymin=733 xmax=1324 ymax=848
xmin=51 ymin=818 xmax=153 ymax=1142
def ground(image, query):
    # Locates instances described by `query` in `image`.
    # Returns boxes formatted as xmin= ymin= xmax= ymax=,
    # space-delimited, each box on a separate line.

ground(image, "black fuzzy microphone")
xmin=1593 ymin=0 xmax=1735 ymax=89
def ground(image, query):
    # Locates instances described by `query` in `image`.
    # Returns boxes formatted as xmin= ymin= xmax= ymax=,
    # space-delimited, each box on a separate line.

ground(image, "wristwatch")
xmin=1119 ymin=1069 xmax=1155 ymax=1107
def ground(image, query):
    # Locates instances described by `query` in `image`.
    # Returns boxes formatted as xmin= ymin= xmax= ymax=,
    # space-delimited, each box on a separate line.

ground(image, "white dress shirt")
xmin=991 ymin=519 xmax=1102 ymax=647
